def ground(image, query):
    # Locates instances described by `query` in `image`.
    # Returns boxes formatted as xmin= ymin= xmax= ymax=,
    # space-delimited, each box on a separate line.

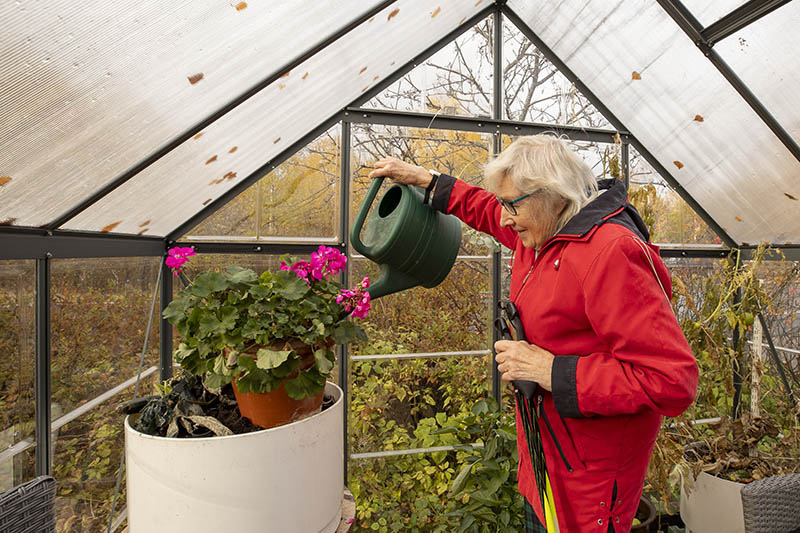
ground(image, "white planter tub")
xmin=125 ymin=382 xmax=343 ymax=533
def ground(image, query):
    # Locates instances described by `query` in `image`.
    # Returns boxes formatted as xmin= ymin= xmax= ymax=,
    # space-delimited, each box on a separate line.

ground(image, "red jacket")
xmin=432 ymin=176 xmax=698 ymax=531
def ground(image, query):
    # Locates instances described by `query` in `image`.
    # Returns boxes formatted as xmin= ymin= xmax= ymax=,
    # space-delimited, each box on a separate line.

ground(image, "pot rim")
xmin=125 ymin=381 xmax=342 ymax=442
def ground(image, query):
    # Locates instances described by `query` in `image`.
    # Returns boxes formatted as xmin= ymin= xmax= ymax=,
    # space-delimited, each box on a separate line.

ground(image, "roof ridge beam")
xmin=702 ymin=0 xmax=793 ymax=46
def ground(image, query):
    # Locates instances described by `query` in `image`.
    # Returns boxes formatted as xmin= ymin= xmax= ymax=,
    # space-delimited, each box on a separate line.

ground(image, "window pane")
xmin=680 ymin=0 xmax=748 ymax=27
xmin=350 ymin=124 xmax=494 ymax=256
xmin=51 ymin=258 xmax=160 ymax=415
xmin=502 ymin=19 xmax=611 ymax=128
xmin=0 ymin=260 xmax=36 ymax=490
xmin=362 ymin=16 xmax=493 ymax=117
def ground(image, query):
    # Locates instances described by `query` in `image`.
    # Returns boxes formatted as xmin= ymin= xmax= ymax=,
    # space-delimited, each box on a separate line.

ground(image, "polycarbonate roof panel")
xmin=0 ymin=0 xmax=384 ymax=228
xmin=508 ymin=0 xmax=800 ymax=246
xmin=715 ymin=2 xmax=800 ymax=146
xmin=679 ymin=0 xmax=748 ymax=27
xmin=65 ymin=1 xmax=486 ymax=236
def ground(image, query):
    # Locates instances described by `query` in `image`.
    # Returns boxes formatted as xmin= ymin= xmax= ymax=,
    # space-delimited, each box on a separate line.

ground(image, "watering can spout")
xmin=350 ymin=176 xmax=462 ymax=300
xmin=367 ymin=265 xmax=419 ymax=300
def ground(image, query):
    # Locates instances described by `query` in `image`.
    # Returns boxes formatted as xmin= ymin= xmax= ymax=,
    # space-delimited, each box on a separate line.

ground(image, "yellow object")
xmin=543 ymin=473 xmax=559 ymax=532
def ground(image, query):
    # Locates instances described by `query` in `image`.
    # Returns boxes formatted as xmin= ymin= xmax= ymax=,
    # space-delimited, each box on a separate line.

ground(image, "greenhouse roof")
xmin=1 ymin=0 xmax=799 ymax=253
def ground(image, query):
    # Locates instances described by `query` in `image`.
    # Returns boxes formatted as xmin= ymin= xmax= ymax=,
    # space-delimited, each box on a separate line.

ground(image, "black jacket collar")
xmin=557 ymin=179 xmax=650 ymax=241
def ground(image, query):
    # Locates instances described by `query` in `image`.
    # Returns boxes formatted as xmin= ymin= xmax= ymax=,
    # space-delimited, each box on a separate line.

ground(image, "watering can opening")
xmin=350 ymin=176 xmax=462 ymax=300
xmin=378 ymin=187 xmax=402 ymax=218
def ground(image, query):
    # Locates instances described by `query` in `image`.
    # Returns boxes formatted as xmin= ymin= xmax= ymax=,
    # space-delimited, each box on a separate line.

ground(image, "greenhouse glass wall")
xmin=1 ymin=1 xmax=799 ymax=531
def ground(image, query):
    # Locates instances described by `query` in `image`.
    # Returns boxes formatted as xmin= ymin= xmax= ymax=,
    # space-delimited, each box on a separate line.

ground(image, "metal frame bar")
xmin=159 ymin=259 xmax=173 ymax=382
xmin=48 ymin=0 xmax=398 ymax=231
xmin=702 ymin=0 xmax=793 ymax=46
xmin=339 ymin=120 xmax=351 ymax=483
xmin=731 ymin=253 xmax=744 ymax=419
xmin=491 ymin=6 xmax=503 ymax=405
xmin=351 ymin=349 xmax=491 ymax=361
xmin=758 ymin=313 xmax=798 ymax=408
xmin=169 ymin=3 xmax=497 ymax=243
xmin=621 ymin=142 xmax=630 ymax=190
xmin=656 ymin=0 xmax=800 ymax=164
xmin=34 ymin=255 xmax=51 ymax=476
xmin=501 ymin=5 xmax=739 ymax=249
xmin=344 ymin=107 xmax=626 ymax=144
xmin=171 ymin=242 xmax=345 ymax=256
xmin=0 ymin=227 xmax=164 ymax=260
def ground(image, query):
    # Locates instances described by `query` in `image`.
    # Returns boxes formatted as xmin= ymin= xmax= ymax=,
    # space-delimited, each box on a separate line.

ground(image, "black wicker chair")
xmin=740 ymin=473 xmax=800 ymax=533
xmin=0 ymin=476 xmax=56 ymax=533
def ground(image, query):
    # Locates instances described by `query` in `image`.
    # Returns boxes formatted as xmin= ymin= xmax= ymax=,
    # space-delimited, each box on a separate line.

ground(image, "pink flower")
xmin=166 ymin=246 xmax=196 ymax=276
xmin=310 ymin=246 xmax=347 ymax=280
xmin=360 ymin=277 xmax=370 ymax=289
xmin=338 ymin=280 xmax=371 ymax=318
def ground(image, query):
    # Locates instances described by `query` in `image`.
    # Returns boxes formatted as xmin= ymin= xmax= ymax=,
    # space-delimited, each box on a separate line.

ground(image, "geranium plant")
xmin=162 ymin=245 xmax=370 ymax=400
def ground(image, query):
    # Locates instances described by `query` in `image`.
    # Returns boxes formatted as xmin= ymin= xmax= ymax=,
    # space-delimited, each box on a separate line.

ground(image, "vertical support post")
xmin=621 ymin=142 xmax=630 ymax=190
xmin=491 ymin=7 xmax=503 ymax=405
xmin=731 ymin=253 xmax=744 ymax=420
xmin=35 ymin=254 xmax=51 ymax=476
xmin=159 ymin=254 xmax=173 ymax=381
xmin=758 ymin=313 xmax=797 ymax=410
xmin=339 ymin=119 xmax=351 ymax=483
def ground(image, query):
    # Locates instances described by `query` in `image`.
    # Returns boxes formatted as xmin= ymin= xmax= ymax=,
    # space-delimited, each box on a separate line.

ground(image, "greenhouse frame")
xmin=1 ymin=0 xmax=799 ymax=531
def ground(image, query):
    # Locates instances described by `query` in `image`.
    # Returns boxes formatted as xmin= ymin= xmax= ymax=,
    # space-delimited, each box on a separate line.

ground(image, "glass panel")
xmin=502 ymin=20 xmax=611 ymax=128
xmin=0 ymin=0 xmax=384 ymax=228
xmin=0 ymin=260 xmax=35 ymax=491
xmin=716 ymin=3 xmax=800 ymax=147
xmin=362 ymin=16 xmax=493 ymax=117
xmin=350 ymin=124 xmax=494 ymax=256
xmin=507 ymin=0 xmax=800 ymax=246
xmin=63 ymin=1 xmax=488 ymax=236
xmin=628 ymin=147 xmax=719 ymax=245
xmin=184 ymin=126 xmax=341 ymax=241
xmin=349 ymin=257 xmax=492 ymax=354
xmin=53 ymin=374 xmax=157 ymax=532
xmin=51 ymin=258 xmax=160 ymax=416
xmin=680 ymin=0 xmax=749 ymax=27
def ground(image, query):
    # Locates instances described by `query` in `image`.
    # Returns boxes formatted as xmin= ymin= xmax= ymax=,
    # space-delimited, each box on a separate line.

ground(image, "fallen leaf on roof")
xmin=431 ymin=7 xmax=440 ymax=18
xmin=0 ymin=218 xmax=17 ymax=225
xmin=735 ymin=216 xmax=743 ymax=222
xmin=279 ymin=83 xmax=286 ymax=89
xmin=302 ymin=72 xmax=309 ymax=79
xmin=785 ymin=192 xmax=797 ymax=201
xmin=694 ymin=115 xmax=704 ymax=122
xmin=224 ymin=171 xmax=237 ymax=181
xmin=369 ymin=17 xmax=374 ymax=23
xmin=188 ymin=73 xmax=204 ymax=85
xmin=387 ymin=9 xmax=399 ymax=21
xmin=102 ymin=221 xmax=121 ymax=232
xmin=360 ymin=67 xmax=367 ymax=74
xmin=273 ymin=137 xmax=281 ymax=144
xmin=139 ymin=220 xmax=151 ymax=227
xmin=138 ymin=228 xmax=149 ymax=235
xmin=459 ymin=16 xmax=466 ymax=24
xmin=475 ymin=0 xmax=482 ymax=5
xmin=194 ymin=132 xmax=204 ymax=139
xmin=631 ymin=71 xmax=641 ymax=80
xmin=361 ymin=86 xmax=368 ymax=93
xmin=203 ymin=198 xmax=213 ymax=205
xmin=235 ymin=1 xmax=247 ymax=11
xmin=390 ymin=61 xmax=396 ymax=66
xmin=373 ymin=75 xmax=379 ymax=81
xmin=0 ymin=176 xmax=11 ymax=186
xmin=229 ymin=146 xmax=238 ymax=153
xmin=673 ymin=160 xmax=684 ymax=169
xmin=206 ymin=155 xmax=217 ymax=164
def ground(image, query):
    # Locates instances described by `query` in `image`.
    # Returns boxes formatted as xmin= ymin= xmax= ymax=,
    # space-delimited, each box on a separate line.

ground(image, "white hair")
xmin=485 ymin=134 xmax=599 ymax=231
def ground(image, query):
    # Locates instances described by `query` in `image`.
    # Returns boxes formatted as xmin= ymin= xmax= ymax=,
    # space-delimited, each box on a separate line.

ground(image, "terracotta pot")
xmin=231 ymin=338 xmax=331 ymax=429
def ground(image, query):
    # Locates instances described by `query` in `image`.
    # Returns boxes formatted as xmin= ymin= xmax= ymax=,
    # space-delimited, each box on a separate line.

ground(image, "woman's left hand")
xmin=494 ymin=340 xmax=555 ymax=391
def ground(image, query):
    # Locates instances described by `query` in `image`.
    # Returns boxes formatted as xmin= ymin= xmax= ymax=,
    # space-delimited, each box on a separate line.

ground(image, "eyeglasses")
xmin=496 ymin=193 xmax=531 ymax=216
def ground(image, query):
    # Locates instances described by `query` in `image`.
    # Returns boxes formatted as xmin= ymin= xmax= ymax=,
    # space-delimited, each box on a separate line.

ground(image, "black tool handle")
xmin=495 ymin=310 xmax=539 ymax=400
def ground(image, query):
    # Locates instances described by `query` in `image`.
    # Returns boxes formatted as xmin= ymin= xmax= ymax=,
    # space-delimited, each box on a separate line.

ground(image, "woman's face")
xmin=495 ymin=178 xmax=565 ymax=250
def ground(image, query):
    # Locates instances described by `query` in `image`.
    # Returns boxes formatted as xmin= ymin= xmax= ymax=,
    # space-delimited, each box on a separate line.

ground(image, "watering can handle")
xmin=350 ymin=176 xmax=385 ymax=253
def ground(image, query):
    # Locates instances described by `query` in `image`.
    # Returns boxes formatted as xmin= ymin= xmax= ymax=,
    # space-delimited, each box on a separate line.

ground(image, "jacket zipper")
xmin=538 ymin=395 xmax=573 ymax=472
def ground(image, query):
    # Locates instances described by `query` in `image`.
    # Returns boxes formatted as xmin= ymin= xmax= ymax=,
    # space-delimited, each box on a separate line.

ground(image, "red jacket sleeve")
xmin=555 ymin=234 xmax=698 ymax=418
xmin=433 ymin=174 xmax=518 ymax=250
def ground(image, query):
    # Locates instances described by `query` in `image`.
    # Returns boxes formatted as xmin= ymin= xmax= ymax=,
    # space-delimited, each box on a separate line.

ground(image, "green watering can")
xmin=350 ymin=177 xmax=462 ymax=299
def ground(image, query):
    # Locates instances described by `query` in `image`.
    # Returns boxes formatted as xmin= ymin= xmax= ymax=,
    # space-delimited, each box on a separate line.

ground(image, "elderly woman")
xmin=369 ymin=135 xmax=698 ymax=532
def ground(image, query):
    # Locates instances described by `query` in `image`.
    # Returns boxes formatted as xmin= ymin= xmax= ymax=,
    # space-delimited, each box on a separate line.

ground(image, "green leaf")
xmin=255 ymin=349 xmax=293 ymax=370
xmin=471 ymin=400 xmax=488 ymax=416
xmin=450 ymin=462 xmax=474 ymax=496
xmin=226 ymin=266 xmax=258 ymax=284
xmin=314 ymin=348 xmax=334 ymax=374
xmin=276 ymin=273 xmax=309 ymax=300
xmin=332 ymin=321 xmax=356 ymax=344
xmin=190 ymin=271 xmax=227 ymax=298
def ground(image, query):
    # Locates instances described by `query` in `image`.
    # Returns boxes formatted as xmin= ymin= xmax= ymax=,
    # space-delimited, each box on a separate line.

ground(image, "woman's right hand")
xmin=368 ymin=157 xmax=432 ymax=188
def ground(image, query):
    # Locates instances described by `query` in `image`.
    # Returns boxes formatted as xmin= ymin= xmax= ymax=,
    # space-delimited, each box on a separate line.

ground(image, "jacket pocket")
xmin=539 ymin=394 xmax=586 ymax=471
